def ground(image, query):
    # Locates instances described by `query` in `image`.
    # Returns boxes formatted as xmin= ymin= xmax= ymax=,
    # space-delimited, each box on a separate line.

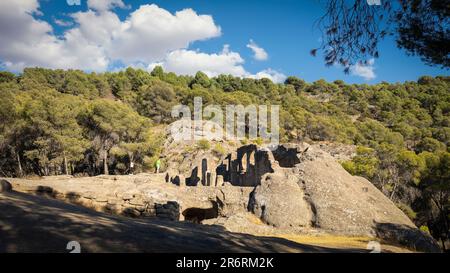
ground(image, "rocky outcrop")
xmin=0 ymin=179 xmax=12 ymax=192
xmin=2 ymin=142 xmax=442 ymax=252
xmin=6 ymin=174 xmax=252 ymax=224
xmin=247 ymin=144 xmax=441 ymax=252
xmin=249 ymin=173 xmax=314 ymax=228
xmin=3 ymin=190 xmax=415 ymax=253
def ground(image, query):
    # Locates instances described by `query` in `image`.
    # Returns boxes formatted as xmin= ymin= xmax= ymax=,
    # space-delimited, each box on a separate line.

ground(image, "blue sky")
xmin=0 ymin=0 xmax=447 ymax=84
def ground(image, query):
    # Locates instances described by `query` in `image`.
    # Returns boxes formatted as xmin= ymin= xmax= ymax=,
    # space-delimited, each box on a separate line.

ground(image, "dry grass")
xmin=238 ymin=213 xmax=412 ymax=252
xmin=245 ymin=213 xmax=266 ymax=225
xmin=261 ymin=233 xmax=414 ymax=253
xmin=275 ymin=234 xmax=372 ymax=248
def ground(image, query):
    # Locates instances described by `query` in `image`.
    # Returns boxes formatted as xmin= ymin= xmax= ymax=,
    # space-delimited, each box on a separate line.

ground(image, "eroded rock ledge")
xmin=3 ymin=143 xmax=441 ymax=252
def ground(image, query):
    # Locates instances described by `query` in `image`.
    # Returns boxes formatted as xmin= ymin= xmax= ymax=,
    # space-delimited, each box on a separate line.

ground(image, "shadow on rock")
xmin=1 ymin=191 xmax=368 ymax=253
xmin=374 ymin=222 xmax=441 ymax=253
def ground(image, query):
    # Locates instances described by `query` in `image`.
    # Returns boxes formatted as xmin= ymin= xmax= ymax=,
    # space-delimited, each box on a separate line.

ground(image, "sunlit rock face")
xmin=3 ymin=142 xmax=441 ymax=252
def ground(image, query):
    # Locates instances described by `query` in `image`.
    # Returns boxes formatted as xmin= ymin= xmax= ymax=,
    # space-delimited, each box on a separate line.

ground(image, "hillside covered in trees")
xmin=0 ymin=67 xmax=448 ymax=249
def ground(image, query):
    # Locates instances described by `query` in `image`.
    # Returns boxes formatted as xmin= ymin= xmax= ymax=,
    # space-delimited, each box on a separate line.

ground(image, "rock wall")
xmin=12 ymin=180 xmax=180 ymax=221
xmin=2 ymin=142 xmax=442 ymax=252
xmin=249 ymin=173 xmax=314 ymax=228
xmin=247 ymin=144 xmax=441 ymax=252
xmin=6 ymin=174 xmax=252 ymax=223
xmin=167 ymin=144 xmax=277 ymax=188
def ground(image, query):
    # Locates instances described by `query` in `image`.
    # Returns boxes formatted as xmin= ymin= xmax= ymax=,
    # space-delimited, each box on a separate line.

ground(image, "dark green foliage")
xmin=316 ymin=0 xmax=449 ymax=70
xmin=0 ymin=71 xmax=16 ymax=83
xmin=191 ymin=71 xmax=211 ymax=88
xmin=136 ymin=81 xmax=177 ymax=123
xmin=285 ymin=76 xmax=306 ymax=94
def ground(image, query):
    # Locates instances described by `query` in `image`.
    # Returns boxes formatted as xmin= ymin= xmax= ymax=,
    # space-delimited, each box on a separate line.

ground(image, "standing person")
xmin=155 ymin=158 xmax=161 ymax=174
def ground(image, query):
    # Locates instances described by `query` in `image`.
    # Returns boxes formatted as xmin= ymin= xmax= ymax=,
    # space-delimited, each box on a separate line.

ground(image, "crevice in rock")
xmin=182 ymin=201 xmax=219 ymax=224
xmin=297 ymin=177 xmax=318 ymax=227
xmin=271 ymin=145 xmax=301 ymax=167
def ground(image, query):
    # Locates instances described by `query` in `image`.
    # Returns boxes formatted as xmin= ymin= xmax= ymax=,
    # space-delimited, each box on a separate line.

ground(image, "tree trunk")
xmin=63 ymin=154 xmax=69 ymax=175
xmin=16 ymin=153 xmax=23 ymax=177
xmin=390 ymin=181 xmax=398 ymax=201
xmin=103 ymin=151 xmax=108 ymax=175
xmin=388 ymin=168 xmax=399 ymax=201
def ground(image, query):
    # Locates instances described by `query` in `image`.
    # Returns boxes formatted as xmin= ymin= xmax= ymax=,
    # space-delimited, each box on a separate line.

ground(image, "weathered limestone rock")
xmin=293 ymin=145 xmax=440 ymax=252
xmin=36 ymin=186 xmax=53 ymax=193
xmin=123 ymin=208 xmax=141 ymax=217
xmin=178 ymin=175 xmax=185 ymax=187
xmin=107 ymin=198 xmax=124 ymax=205
xmin=155 ymin=201 xmax=180 ymax=221
xmin=142 ymin=210 xmax=156 ymax=217
xmin=0 ymin=179 xmax=12 ymax=192
xmin=133 ymin=177 xmax=149 ymax=185
xmin=134 ymin=205 xmax=146 ymax=212
xmin=216 ymin=186 xmax=253 ymax=216
xmin=2 ymin=141 xmax=442 ymax=252
xmin=55 ymin=192 xmax=65 ymax=199
xmin=216 ymin=175 xmax=224 ymax=186
xmin=105 ymin=203 xmax=121 ymax=213
xmin=83 ymin=191 xmax=96 ymax=199
xmin=95 ymin=196 xmax=108 ymax=202
xmin=129 ymin=197 xmax=145 ymax=206
xmin=121 ymin=193 xmax=134 ymax=200
xmin=249 ymin=173 xmax=313 ymax=228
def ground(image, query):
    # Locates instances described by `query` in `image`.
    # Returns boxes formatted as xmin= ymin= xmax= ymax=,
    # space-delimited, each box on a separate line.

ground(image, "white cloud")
xmin=54 ymin=18 xmax=73 ymax=27
xmin=87 ymin=0 xmax=127 ymax=11
xmin=70 ymin=10 xmax=121 ymax=45
xmin=246 ymin=39 xmax=268 ymax=61
xmin=110 ymin=4 xmax=221 ymax=64
xmin=350 ymin=59 xmax=376 ymax=80
xmin=249 ymin=68 xmax=286 ymax=83
xmin=0 ymin=0 xmax=108 ymax=71
xmin=0 ymin=1 xmax=221 ymax=72
xmin=0 ymin=1 xmax=284 ymax=82
xmin=151 ymin=46 xmax=286 ymax=83
xmin=152 ymin=45 xmax=246 ymax=78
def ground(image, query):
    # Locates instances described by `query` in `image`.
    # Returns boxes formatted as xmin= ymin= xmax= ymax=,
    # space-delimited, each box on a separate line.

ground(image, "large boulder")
xmin=248 ymin=144 xmax=441 ymax=252
xmin=292 ymin=145 xmax=440 ymax=252
xmin=249 ymin=173 xmax=313 ymax=228
xmin=0 ymin=179 xmax=13 ymax=192
xmin=295 ymin=148 xmax=417 ymax=235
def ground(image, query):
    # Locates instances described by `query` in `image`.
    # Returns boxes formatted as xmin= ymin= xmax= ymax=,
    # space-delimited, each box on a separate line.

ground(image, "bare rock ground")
xmin=1 ymin=190 xmax=395 ymax=253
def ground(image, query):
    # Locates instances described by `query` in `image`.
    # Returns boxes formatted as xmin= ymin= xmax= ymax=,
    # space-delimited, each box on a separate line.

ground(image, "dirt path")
xmin=0 ymin=191 xmax=399 ymax=253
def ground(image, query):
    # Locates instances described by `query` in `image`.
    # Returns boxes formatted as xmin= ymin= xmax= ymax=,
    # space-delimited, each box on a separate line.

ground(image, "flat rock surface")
xmin=5 ymin=174 xmax=251 ymax=216
xmin=1 ymin=191 xmax=379 ymax=253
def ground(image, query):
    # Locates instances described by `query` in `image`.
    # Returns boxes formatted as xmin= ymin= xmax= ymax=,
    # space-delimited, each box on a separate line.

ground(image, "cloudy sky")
xmin=0 ymin=0 xmax=447 ymax=83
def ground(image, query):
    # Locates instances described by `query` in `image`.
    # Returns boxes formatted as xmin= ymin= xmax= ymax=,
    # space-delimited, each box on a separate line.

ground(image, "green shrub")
xmin=419 ymin=225 xmax=430 ymax=234
xmin=115 ymin=162 xmax=127 ymax=173
xmin=183 ymin=145 xmax=195 ymax=154
xmin=197 ymin=139 xmax=211 ymax=151
xmin=213 ymin=143 xmax=226 ymax=157
xmin=341 ymin=161 xmax=356 ymax=175
xmin=341 ymin=146 xmax=379 ymax=178
xmin=253 ymin=137 xmax=264 ymax=146
xmin=240 ymin=138 xmax=249 ymax=145
xmin=396 ymin=203 xmax=417 ymax=220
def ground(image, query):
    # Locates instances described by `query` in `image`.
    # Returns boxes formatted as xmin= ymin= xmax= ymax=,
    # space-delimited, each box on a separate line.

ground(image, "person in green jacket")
xmin=155 ymin=158 xmax=161 ymax=174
